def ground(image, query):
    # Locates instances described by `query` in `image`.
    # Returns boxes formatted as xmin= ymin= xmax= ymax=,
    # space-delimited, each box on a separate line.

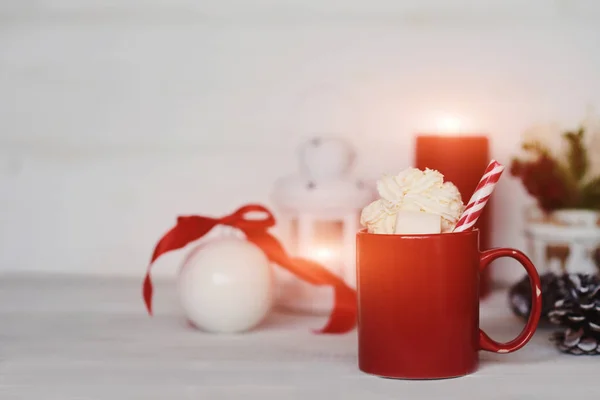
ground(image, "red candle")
xmin=415 ymin=134 xmax=492 ymax=296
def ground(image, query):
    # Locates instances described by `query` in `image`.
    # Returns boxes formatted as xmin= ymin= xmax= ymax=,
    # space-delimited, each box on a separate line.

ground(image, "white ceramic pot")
xmin=523 ymin=208 xmax=600 ymax=276
xmin=552 ymin=209 xmax=600 ymax=227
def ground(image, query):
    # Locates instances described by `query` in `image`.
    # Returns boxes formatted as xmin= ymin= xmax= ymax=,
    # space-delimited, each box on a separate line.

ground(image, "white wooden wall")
xmin=1 ymin=0 xmax=600 ymax=285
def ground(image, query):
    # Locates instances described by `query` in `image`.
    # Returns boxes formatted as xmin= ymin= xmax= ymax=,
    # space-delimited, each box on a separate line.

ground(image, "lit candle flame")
xmin=435 ymin=114 xmax=463 ymax=134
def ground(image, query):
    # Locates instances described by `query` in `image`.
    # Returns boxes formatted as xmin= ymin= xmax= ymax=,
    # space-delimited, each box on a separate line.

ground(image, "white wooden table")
xmin=1 ymin=274 xmax=598 ymax=400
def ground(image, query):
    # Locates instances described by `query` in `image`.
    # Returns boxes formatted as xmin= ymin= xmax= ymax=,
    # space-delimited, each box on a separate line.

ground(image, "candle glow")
xmin=417 ymin=111 xmax=483 ymax=136
xmin=311 ymin=246 xmax=337 ymax=263
xmin=435 ymin=114 xmax=464 ymax=134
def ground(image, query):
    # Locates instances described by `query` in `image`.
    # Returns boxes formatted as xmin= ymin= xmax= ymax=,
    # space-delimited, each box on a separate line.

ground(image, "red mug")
xmin=356 ymin=229 xmax=542 ymax=379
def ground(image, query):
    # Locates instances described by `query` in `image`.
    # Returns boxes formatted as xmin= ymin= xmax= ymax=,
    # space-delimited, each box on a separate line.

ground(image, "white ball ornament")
xmin=177 ymin=237 xmax=274 ymax=333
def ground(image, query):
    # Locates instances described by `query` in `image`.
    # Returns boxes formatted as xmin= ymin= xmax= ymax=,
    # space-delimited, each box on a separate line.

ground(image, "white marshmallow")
xmin=393 ymin=210 xmax=442 ymax=234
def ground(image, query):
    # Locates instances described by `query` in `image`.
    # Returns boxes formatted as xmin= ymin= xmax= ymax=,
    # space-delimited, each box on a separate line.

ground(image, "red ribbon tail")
xmin=313 ymin=285 xmax=357 ymax=334
xmin=143 ymin=215 xmax=219 ymax=315
xmin=143 ymin=272 xmax=154 ymax=316
xmin=244 ymin=230 xmax=357 ymax=334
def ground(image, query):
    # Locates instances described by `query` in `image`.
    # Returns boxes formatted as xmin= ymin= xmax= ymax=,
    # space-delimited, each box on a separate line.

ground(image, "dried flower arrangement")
xmin=510 ymin=126 xmax=600 ymax=213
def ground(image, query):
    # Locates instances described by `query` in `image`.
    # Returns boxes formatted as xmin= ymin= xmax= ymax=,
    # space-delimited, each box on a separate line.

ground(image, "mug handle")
xmin=478 ymin=248 xmax=542 ymax=353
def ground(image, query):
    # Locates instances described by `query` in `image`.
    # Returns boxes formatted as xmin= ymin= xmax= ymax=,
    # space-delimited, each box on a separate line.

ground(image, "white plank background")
xmin=1 ymin=0 xmax=600 ymax=285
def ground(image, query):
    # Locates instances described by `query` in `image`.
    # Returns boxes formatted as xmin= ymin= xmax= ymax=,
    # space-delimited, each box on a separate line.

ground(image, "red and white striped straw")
xmin=453 ymin=160 xmax=505 ymax=233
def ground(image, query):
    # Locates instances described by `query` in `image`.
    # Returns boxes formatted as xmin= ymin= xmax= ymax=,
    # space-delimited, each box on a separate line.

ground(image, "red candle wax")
xmin=415 ymin=134 xmax=492 ymax=296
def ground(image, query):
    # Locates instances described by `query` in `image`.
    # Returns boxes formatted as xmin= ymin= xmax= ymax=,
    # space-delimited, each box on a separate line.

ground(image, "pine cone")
xmin=508 ymin=272 xmax=562 ymax=322
xmin=550 ymin=328 xmax=599 ymax=355
xmin=548 ymin=274 xmax=600 ymax=355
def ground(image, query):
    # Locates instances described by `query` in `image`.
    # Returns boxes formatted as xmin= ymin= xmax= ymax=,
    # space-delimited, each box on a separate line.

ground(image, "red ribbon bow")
xmin=143 ymin=204 xmax=357 ymax=333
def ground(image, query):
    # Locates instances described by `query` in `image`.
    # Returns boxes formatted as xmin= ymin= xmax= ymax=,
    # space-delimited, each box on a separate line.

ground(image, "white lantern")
xmin=271 ymin=137 xmax=374 ymax=314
